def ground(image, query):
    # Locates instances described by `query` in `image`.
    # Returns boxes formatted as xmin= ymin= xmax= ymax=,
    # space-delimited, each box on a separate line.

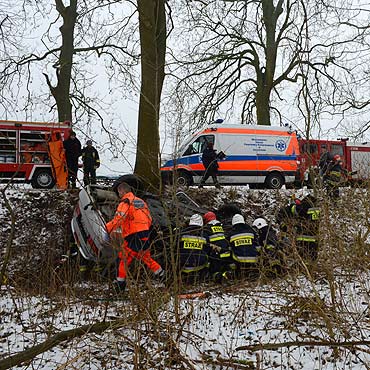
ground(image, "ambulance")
xmin=161 ymin=123 xmax=300 ymax=189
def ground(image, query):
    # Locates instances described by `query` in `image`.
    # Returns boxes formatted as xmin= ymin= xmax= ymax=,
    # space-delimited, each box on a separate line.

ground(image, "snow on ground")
xmin=1 ymin=273 xmax=369 ymax=369
xmin=0 ymin=184 xmax=369 ymax=369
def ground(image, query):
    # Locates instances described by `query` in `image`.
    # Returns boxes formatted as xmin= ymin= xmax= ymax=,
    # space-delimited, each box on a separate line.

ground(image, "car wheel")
xmin=265 ymin=173 xmax=284 ymax=189
xmin=176 ymin=171 xmax=192 ymax=187
xmin=31 ymin=169 xmax=55 ymax=189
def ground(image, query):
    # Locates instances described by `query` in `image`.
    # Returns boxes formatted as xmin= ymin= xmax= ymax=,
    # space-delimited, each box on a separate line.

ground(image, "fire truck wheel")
xmin=31 ymin=169 xmax=55 ymax=189
xmin=265 ymin=172 xmax=284 ymax=189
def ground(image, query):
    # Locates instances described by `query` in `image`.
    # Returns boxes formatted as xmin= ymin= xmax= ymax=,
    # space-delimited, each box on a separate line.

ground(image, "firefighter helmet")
xmin=203 ymin=211 xmax=216 ymax=223
xmin=232 ymin=214 xmax=245 ymax=225
xmin=252 ymin=217 xmax=268 ymax=230
xmin=189 ymin=214 xmax=203 ymax=227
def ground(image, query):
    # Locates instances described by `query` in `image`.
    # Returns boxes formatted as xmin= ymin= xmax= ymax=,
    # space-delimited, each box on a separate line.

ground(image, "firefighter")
xmin=203 ymin=211 xmax=232 ymax=282
xmin=63 ymin=130 xmax=82 ymax=189
xmin=106 ymin=182 xmax=164 ymax=293
xmin=178 ymin=214 xmax=209 ymax=282
xmin=199 ymin=142 xmax=223 ymax=189
xmin=324 ymin=155 xmax=347 ymax=198
xmin=252 ymin=217 xmax=282 ymax=275
xmin=81 ymin=140 xmax=100 ymax=186
xmin=276 ymin=193 xmax=320 ymax=262
xmin=228 ymin=214 xmax=259 ymax=275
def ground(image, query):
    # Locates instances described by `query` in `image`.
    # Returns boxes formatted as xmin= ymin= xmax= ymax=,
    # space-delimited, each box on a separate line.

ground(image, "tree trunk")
xmin=134 ymin=0 xmax=166 ymax=192
xmin=255 ymin=0 xmax=282 ymax=126
xmin=45 ymin=0 xmax=77 ymax=123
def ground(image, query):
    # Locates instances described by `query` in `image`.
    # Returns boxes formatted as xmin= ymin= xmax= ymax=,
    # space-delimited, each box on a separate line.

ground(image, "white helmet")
xmin=232 ymin=214 xmax=245 ymax=225
xmin=253 ymin=218 xmax=268 ymax=230
xmin=295 ymin=186 xmax=310 ymax=201
xmin=189 ymin=214 xmax=203 ymax=227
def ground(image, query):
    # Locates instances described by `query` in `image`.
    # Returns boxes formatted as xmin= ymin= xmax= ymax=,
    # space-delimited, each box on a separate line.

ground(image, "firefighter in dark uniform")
xmin=203 ymin=211 xmax=232 ymax=282
xmin=277 ymin=193 xmax=320 ymax=262
xmin=63 ymin=130 xmax=82 ymax=188
xmin=228 ymin=214 xmax=259 ymax=276
xmin=252 ymin=217 xmax=283 ymax=275
xmin=324 ymin=155 xmax=351 ymax=198
xmin=81 ymin=140 xmax=100 ymax=186
xmin=178 ymin=214 xmax=209 ymax=282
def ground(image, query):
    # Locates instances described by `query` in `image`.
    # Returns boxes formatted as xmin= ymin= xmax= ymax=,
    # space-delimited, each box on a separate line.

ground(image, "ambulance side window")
xmin=183 ymin=135 xmax=214 ymax=156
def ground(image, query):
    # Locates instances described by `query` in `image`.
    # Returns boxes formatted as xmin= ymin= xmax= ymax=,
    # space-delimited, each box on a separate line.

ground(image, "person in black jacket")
xmin=203 ymin=211 xmax=232 ymax=282
xmin=199 ymin=142 xmax=222 ymax=189
xmin=276 ymin=193 xmax=320 ymax=262
xmin=63 ymin=131 xmax=82 ymax=189
xmin=228 ymin=214 xmax=259 ymax=276
xmin=252 ymin=217 xmax=283 ymax=275
xmin=81 ymin=140 xmax=100 ymax=186
xmin=319 ymin=147 xmax=333 ymax=177
xmin=323 ymin=155 xmax=354 ymax=198
xmin=178 ymin=214 xmax=209 ymax=282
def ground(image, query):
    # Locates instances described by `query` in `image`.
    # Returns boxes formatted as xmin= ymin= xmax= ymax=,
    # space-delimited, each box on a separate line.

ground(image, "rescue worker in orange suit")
xmin=199 ymin=142 xmax=223 ymax=189
xmin=81 ymin=140 xmax=100 ymax=186
xmin=228 ymin=214 xmax=259 ymax=275
xmin=63 ymin=130 xmax=82 ymax=189
xmin=178 ymin=214 xmax=210 ymax=282
xmin=106 ymin=182 xmax=164 ymax=293
xmin=203 ymin=211 xmax=232 ymax=282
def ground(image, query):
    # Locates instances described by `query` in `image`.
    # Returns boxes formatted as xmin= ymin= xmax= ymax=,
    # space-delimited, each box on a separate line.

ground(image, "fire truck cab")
xmin=297 ymin=138 xmax=370 ymax=183
xmin=0 ymin=120 xmax=71 ymax=189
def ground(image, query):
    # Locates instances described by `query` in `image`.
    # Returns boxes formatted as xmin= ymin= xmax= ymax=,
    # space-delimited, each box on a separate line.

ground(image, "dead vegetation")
xmin=0 ymin=184 xmax=369 ymax=369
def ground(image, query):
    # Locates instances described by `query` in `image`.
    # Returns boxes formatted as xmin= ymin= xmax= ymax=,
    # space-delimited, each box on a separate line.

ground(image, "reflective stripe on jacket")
xmin=179 ymin=225 xmax=209 ymax=271
xmin=106 ymin=192 xmax=152 ymax=240
xmin=228 ymin=224 xmax=258 ymax=264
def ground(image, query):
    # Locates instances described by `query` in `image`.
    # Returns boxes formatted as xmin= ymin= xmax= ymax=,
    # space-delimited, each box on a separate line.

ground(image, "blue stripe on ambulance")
xmin=162 ymin=154 xmax=297 ymax=168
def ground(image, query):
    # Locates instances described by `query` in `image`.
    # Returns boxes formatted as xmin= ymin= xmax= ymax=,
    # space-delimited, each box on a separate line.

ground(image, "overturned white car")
xmin=71 ymin=175 xmax=206 ymax=265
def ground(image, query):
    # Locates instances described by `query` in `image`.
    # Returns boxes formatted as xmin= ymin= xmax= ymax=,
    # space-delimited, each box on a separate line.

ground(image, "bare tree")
xmin=168 ymin=0 xmax=370 ymax=134
xmin=0 ymin=0 xmax=139 ymax=124
xmin=134 ymin=0 xmax=167 ymax=191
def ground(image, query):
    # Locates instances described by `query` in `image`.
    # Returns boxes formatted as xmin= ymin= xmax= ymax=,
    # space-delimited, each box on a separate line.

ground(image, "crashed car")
xmin=71 ymin=174 xmax=206 ymax=266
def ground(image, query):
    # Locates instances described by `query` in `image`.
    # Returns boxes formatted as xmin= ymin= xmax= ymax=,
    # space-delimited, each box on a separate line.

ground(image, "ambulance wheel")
xmin=176 ymin=171 xmax=193 ymax=187
xmin=265 ymin=173 xmax=284 ymax=189
xmin=31 ymin=169 xmax=55 ymax=189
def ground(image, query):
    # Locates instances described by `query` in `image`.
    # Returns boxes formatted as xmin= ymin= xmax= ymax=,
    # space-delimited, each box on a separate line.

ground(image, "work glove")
xmin=210 ymin=243 xmax=222 ymax=253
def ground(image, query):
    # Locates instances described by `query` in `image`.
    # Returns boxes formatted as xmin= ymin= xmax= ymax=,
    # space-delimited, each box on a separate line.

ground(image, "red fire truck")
xmin=0 ymin=120 xmax=71 ymax=188
xmin=297 ymin=138 xmax=370 ymax=184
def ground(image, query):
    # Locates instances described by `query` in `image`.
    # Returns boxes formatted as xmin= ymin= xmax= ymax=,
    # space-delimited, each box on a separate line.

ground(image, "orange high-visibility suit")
xmin=106 ymin=192 xmax=162 ymax=281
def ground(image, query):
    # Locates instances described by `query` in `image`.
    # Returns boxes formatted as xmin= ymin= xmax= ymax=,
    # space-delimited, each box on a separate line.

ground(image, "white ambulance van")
xmin=161 ymin=123 xmax=300 ymax=189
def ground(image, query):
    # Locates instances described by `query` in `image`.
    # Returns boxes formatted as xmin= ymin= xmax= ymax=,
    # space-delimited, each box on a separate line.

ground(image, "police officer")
xmin=106 ymin=182 xmax=164 ymax=293
xmin=228 ymin=214 xmax=259 ymax=275
xmin=178 ymin=214 xmax=209 ymax=282
xmin=203 ymin=211 xmax=232 ymax=282
xmin=81 ymin=139 xmax=100 ymax=186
